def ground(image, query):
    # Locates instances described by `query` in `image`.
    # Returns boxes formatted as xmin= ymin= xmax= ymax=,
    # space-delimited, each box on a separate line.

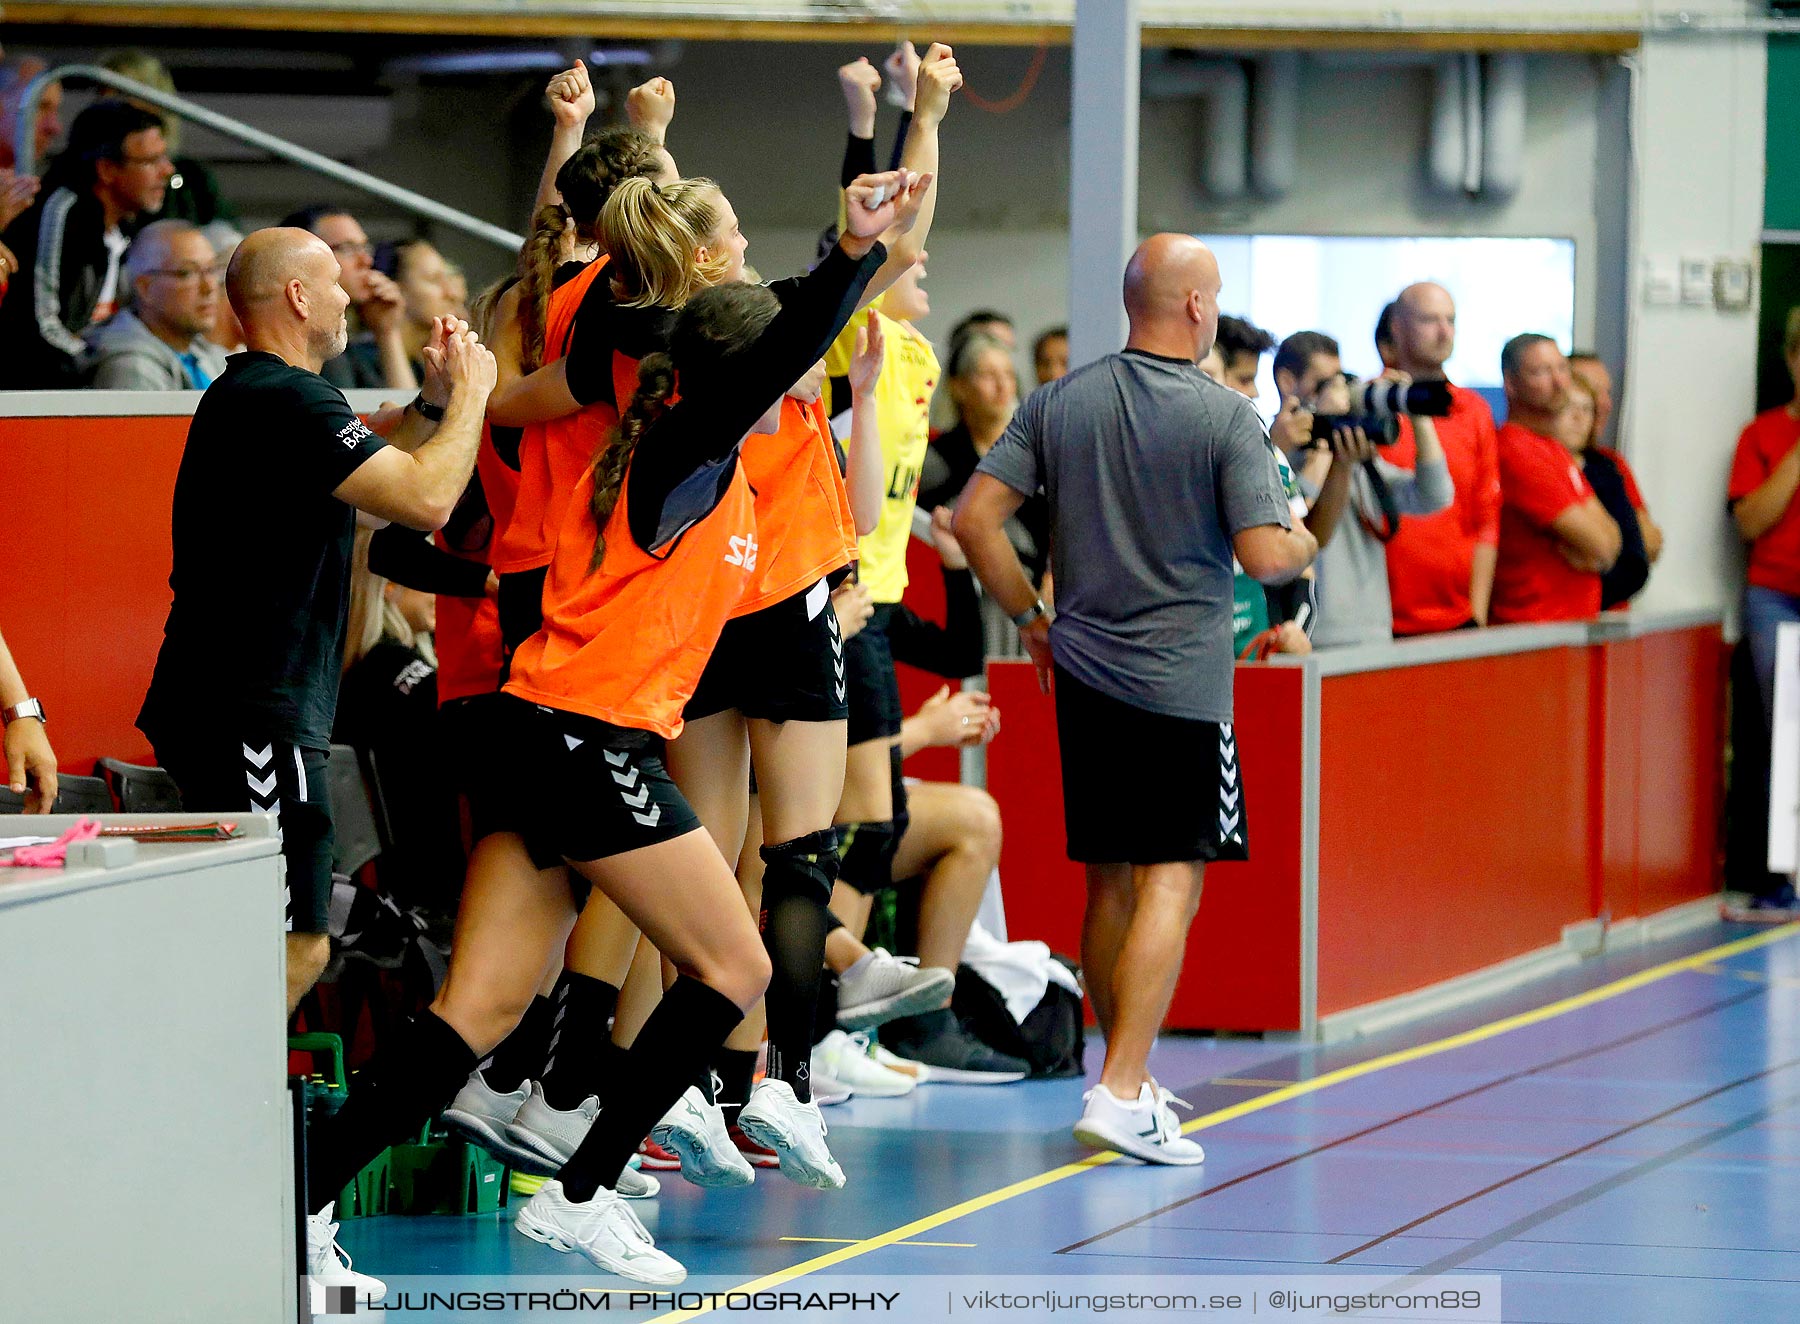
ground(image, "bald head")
xmin=1391 ymin=281 xmax=1457 ymax=376
xmin=1122 ymin=234 xmax=1221 ymax=362
xmin=227 ymin=227 xmax=351 ymax=366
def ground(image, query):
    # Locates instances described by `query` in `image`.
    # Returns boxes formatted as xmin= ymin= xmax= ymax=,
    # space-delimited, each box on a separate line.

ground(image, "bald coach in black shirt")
xmin=139 ymin=226 xmax=496 ymax=1012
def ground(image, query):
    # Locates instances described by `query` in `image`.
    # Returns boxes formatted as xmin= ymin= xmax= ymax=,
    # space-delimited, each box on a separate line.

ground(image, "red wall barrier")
xmin=988 ymin=660 xmax=1307 ymax=1032
xmin=0 ymin=415 xmax=185 ymax=771
xmin=1316 ymin=648 xmax=1600 ymax=1015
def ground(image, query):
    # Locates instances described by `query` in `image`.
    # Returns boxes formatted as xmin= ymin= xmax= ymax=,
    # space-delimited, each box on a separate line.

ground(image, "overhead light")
xmin=388 ymin=47 xmax=654 ymax=76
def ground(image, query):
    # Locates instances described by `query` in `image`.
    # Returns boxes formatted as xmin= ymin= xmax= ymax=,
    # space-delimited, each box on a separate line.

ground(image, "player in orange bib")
xmin=479 ymin=44 xmax=959 ymax=1191
xmin=302 ymin=172 xmax=920 ymax=1288
xmin=491 ymin=125 xmax=678 ymax=667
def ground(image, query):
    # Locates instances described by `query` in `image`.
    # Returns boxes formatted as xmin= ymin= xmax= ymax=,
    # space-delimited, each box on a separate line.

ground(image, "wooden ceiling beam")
xmin=0 ymin=5 xmax=1642 ymax=54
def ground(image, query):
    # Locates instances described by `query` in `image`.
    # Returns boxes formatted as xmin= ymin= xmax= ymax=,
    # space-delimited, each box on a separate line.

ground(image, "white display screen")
xmin=1200 ymin=233 xmax=1578 ymax=417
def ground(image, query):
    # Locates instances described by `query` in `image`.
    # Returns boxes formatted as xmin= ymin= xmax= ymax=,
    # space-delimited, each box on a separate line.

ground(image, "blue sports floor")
xmin=337 ymin=920 xmax=1800 ymax=1322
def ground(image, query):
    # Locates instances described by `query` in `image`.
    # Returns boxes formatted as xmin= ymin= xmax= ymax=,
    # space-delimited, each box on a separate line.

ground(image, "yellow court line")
xmin=780 ymin=1237 xmax=977 ymax=1248
xmin=1212 ymin=1077 xmax=1302 ymax=1088
xmin=649 ymin=922 xmax=1798 ymax=1322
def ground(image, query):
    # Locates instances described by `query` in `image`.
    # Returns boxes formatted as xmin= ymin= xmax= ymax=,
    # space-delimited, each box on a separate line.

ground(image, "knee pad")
xmin=837 ymin=820 xmax=898 ymax=895
xmin=759 ymin=827 xmax=841 ymax=907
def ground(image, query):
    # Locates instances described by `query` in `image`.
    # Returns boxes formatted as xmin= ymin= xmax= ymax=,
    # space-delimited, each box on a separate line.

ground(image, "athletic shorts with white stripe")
xmin=684 ymin=573 xmax=851 ymax=725
xmin=1052 ymin=664 xmax=1250 ymax=866
xmin=153 ymin=734 xmax=334 ymax=933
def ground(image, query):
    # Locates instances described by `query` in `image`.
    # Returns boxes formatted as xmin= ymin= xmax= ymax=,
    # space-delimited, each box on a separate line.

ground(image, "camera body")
xmin=1310 ymin=378 xmax=1453 ymax=446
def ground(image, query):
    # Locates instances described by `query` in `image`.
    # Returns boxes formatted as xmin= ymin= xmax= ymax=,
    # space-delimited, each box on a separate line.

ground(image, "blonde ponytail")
xmin=597 ymin=177 xmax=734 ymax=310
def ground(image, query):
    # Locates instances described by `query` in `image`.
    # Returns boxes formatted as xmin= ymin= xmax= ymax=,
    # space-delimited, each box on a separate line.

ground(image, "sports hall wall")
xmin=16 ymin=18 xmax=1769 ymax=621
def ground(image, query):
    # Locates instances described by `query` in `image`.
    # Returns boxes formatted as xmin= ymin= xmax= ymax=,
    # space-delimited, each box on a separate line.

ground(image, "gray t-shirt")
xmin=976 ymin=348 xmax=1290 ymax=721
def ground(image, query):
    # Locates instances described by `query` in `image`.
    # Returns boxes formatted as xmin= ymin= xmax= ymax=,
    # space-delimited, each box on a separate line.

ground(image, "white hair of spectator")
xmin=122 ymin=219 xmax=201 ymax=306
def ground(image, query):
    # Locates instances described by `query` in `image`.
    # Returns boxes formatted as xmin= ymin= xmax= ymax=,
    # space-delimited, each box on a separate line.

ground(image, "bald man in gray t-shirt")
xmin=955 ymin=234 xmax=1315 ymax=1167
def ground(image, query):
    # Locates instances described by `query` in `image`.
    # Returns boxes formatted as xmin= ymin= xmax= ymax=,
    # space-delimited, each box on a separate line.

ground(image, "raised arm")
xmin=844 ymin=309 xmax=887 ymax=535
xmin=531 ymin=61 xmax=596 ymax=228
xmin=839 ymin=58 xmax=881 ymax=181
xmin=859 ymin=43 xmax=961 ymax=307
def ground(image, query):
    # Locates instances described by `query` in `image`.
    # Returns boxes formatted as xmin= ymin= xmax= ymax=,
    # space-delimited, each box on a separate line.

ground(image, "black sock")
xmin=714 ymin=1046 xmax=759 ymax=1127
xmin=556 ymin=976 xmax=743 ymax=1202
xmin=760 ymin=829 xmax=840 ymax=1104
xmin=479 ymin=994 xmax=553 ymax=1094
xmin=539 ymin=973 xmax=620 ymax=1111
xmin=307 ymin=1009 xmax=477 ymax=1211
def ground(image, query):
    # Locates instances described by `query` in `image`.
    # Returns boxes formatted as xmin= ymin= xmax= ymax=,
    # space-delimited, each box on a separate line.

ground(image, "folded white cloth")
xmin=961 ymin=917 xmax=1081 ymax=1024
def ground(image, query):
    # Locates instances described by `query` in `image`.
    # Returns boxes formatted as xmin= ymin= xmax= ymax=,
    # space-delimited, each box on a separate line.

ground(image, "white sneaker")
xmin=650 ymin=1085 xmax=756 ymax=1188
xmin=812 ymin=1071 xmax=852 ymax=1107
xmin=441 ymin=1071 xmax=546 ymax=1171
xmin=813 ymin=1030 xmax=915 ymax=1098
xmin=515 ymin=1179 xmax=685 ymax=1286
xmin=836 ymin=949 xmax=956 ymax=1030
xmin=614 ymin=1160 xmax=660 ymax=1200
xmin=736 ymin=1078 xmax=845 ymax=1189
xmin=504 ymin=1082 xmax=598 ymax=1171
xmin=1071 ymin=1081 xmax=1205 ymax=1166
xmin=872 ymin=1042 xmax=931 ymax=1083
xmin=306 ymin=1201 xmax=386 ymax=1312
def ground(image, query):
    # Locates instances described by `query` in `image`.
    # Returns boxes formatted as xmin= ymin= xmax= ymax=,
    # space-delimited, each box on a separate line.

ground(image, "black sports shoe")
xmin=878 ymin=1009 xmax=1029 ymax=1084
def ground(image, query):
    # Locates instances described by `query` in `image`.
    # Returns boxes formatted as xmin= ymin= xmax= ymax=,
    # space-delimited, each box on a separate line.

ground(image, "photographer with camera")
xmin=1380 ymin=283 xmax=1502 ymax=634
xmin=1490 ymin=334 xmax=1620 ymax=623
xmin=1274 ymin=332 xmax=1455 ymax=648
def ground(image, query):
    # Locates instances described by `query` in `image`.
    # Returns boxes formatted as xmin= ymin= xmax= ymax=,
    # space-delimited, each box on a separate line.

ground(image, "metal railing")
xmin=13 ymin=64 xmax=525 ymax=253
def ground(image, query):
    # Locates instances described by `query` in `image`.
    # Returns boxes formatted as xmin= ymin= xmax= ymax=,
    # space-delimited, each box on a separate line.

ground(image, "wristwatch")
xmin=408 ymin=394 xmax=447 ymax=422
xmin=2 ymin=698 xmax=46 ymax=725
xmin=1011 ymin=599 xmax=1049 ymax=628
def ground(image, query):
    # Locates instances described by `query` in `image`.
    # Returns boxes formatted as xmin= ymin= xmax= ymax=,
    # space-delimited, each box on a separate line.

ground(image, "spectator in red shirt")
xmin=1570 ymin=351 xmax=1663 ymax=565
xmin=1490 ymin=334 xmax=1620 ymax=623
xmin=1729 ymin=307 xmax=1800 ymax=723
xmin=1380 ymin=282 xmax=1502 ymax=633
xmin=1553 ymin=369 xmax=1653 ymax=610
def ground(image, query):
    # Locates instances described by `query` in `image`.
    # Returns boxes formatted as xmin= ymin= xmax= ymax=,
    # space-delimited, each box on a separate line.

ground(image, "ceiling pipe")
xmin=1143 ymin=52 xmax=1251 ymax=201
xmin=1427 ymin=55 xmax=1468 ymax=197
xmin=1250 ymin=52 xmax=1301 ymax=199
xmin=1480 ymin=53 xmax=1529 ymax=202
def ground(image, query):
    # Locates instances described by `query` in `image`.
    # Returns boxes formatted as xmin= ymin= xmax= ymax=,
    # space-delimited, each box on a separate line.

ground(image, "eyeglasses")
xmin=328 ymin=240 xmax=374 ymax=261
xmin=146 ymin=265 xmax=223 ymax=284
xmin=121 ymin=152 xmax=173 ymax=168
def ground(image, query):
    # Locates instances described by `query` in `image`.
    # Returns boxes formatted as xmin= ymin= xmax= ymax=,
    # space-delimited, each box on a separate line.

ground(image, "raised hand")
xmin=626 ymin=77 xmax=677 ymax=143
xmin=839 ymin=57 xmax=881 ymax=138
xmin=545 ymin=60 xmax=595 ymax=130
xmin=883 ymin=40 xmax=921 ymax=111
xmin=844 ymin=169 xmax=931 ymax=240
xmin=847 ymin=309 xmax=886 ymax=395
xmin=913 ymin=43 xmax=962 ymax=124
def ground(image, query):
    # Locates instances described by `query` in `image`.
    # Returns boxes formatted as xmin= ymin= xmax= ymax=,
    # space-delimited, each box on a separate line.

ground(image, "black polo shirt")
xmin=139 ymin=351 xmax=388 ymax=750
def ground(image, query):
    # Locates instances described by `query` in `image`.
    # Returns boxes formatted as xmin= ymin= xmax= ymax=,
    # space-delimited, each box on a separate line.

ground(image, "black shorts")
xmin=153 ymin=732 xmax=334 ymax=933
xmin=685 ymin=575 xmax=848 ymax=725
xmin=485 ymin=694 xmax=701 ymax=869
xmin=439 ymin=692 xmax=509 ymax=842
xmin=1053 ymin=665 xmax=1249 ymax=866
xmin=844 ymin=604 xmax=903 ymax=748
